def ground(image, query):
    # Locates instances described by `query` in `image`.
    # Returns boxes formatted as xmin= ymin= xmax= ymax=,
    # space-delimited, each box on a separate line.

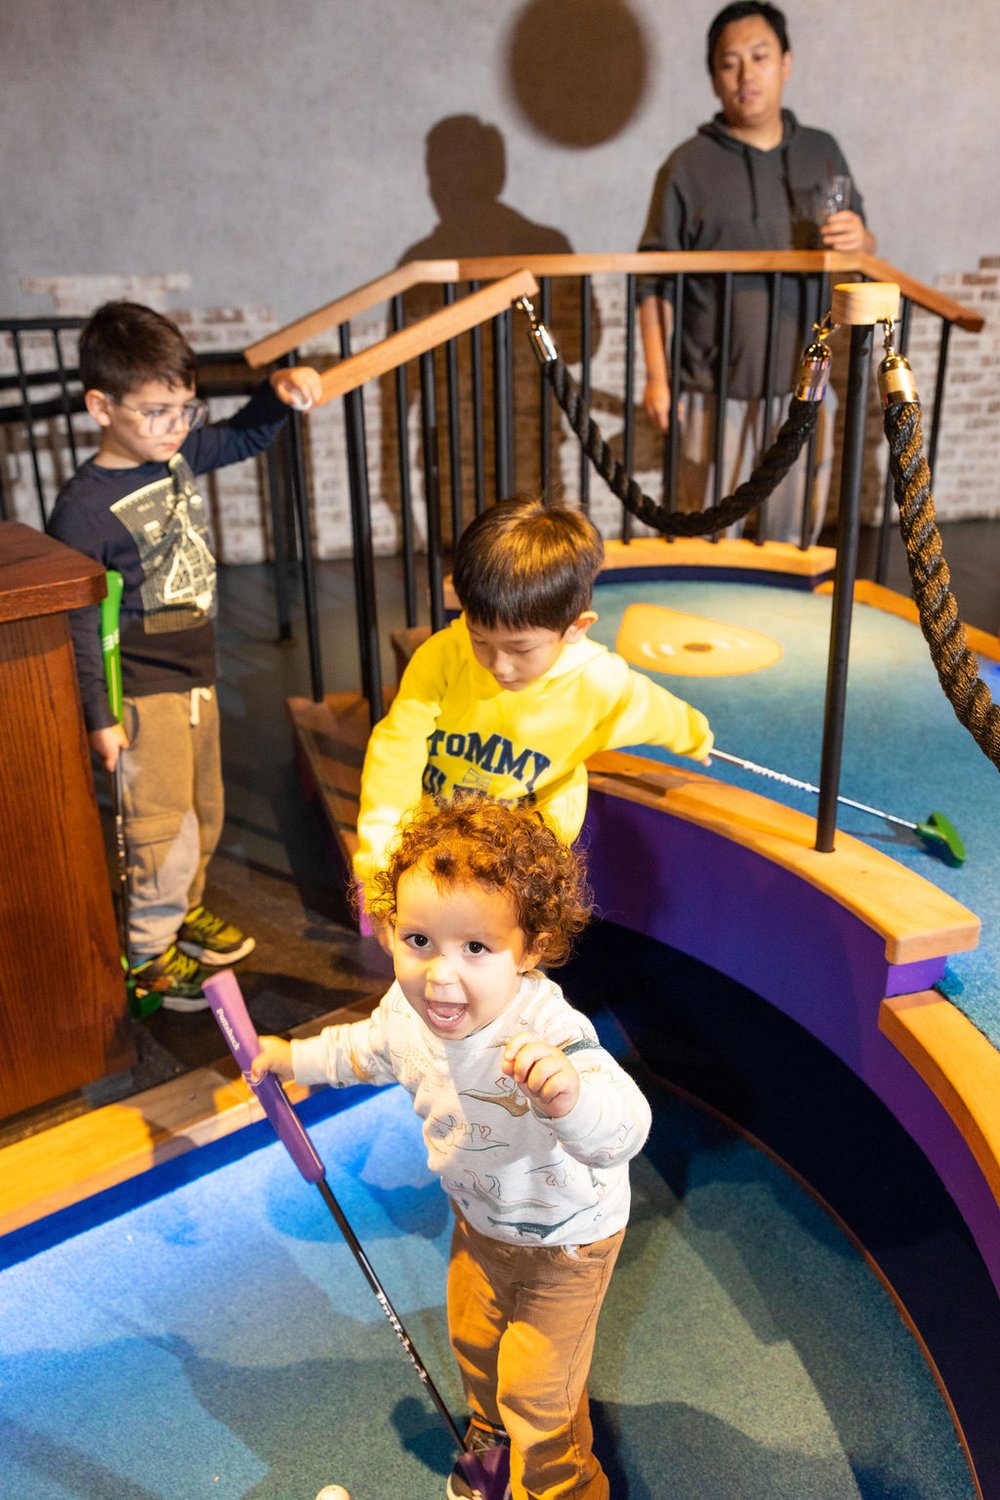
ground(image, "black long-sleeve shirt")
xmin=48 ymin=380 xmax=288 ymax=730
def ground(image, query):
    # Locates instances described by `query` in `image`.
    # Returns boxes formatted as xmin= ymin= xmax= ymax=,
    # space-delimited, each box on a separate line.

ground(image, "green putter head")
xmin=916 ymin=811 xmax=966 ymax=867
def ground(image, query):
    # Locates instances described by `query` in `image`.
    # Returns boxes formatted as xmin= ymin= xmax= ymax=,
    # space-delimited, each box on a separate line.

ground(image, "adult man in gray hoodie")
xmin=638 ymin=1 xmax=874 ymax=543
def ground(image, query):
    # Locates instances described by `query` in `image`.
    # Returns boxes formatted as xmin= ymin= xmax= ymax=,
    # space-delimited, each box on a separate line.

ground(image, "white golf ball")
xmin=315 ymin=1488 xmax=351 ymax=1500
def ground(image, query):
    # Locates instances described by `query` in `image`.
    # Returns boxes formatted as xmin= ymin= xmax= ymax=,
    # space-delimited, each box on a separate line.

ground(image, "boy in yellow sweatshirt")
xmin=354 ymin=499 xmax=713 ymax=899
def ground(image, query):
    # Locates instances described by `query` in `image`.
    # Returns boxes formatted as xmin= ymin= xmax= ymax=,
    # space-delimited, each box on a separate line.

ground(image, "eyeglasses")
xmin=103 ymin=393 xmax=209 ymax=437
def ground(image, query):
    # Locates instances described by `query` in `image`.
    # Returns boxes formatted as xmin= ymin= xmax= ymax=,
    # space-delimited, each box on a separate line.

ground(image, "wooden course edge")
xmin=0 ymin=1008 xmax=362 ymax=1238
xmin=880 ymin=992 xmax=1000 ymax=1203
xmin=2 ymin=742 xmax=989 ymax=1243
xmin=602 ymin=535 xmax=837 ymax=580
xmin=287 ymin=693 xmax=979 ymax=969
xmin=817 ymin=578 xmax=1000 ymax=662
xmin=586 ymin=749 xmax=979 ymax=967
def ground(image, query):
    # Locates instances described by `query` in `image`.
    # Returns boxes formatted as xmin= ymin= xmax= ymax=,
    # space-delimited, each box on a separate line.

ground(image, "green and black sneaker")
xmin=132 ymin=944 xmax=211 ymax=1013
xmin=177 ymin=904 xmax=256 ymax=967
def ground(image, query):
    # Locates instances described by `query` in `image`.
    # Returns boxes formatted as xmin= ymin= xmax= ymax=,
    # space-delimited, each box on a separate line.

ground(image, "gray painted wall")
xmin=2 ymin=0 xmax=997 ymax=319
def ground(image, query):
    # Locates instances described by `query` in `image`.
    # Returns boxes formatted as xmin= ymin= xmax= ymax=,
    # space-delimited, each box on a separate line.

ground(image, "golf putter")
xmin=204 ymin=971 xmax=505 ymax=1495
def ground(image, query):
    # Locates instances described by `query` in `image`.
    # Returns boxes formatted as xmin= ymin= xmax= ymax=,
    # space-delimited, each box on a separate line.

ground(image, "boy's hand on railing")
xmin=270 ymin=365 xmax=323 ymax=412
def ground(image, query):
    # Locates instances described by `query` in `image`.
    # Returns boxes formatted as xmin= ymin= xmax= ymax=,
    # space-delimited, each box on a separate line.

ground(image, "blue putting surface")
xmin=0 ymin=1076 xmax=975 ymax=1500
xmin=589 ymin=579 xmax=1000 ymax=1046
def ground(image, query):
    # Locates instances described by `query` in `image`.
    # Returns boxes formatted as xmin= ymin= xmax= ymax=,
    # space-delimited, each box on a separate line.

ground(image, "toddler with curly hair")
xmin=252 ymin=796 xmax=651 ymax=1500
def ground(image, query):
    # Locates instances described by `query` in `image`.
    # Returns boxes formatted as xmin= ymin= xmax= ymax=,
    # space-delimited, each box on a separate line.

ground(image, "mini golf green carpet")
xmin=590 ymin=578 xmax=1000 ymax=1047
xmin=0 ymin=1060 xmax=974 ymax=1500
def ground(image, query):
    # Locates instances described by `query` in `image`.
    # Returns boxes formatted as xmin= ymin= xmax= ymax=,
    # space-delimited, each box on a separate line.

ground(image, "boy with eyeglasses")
xmin=48 ymin=300 xmax=321 ymax=1010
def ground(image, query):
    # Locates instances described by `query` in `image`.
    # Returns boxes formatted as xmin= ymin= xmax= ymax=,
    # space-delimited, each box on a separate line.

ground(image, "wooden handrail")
xmin=314 ymin=269 xmax=539 ymax=406
xmin=853 ymin=253 xmax=984 ymax=334
xmin=457 ymin=251 xmax=852 ymax=277
xmin=451 ymin=253 xmax=983 ymax=333
xmin=244 ymin=259 xmax=461 ymax=368
xmin=245 ymin=250 xmax=983 ymax=367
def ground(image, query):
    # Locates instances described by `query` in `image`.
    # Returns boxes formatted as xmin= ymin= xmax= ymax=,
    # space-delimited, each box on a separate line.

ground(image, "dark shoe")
xmin=445 ymin=1440 xmax=511 ymax=1500
xmin=132 ymin=944 xmax=211 ymax=1012
xmin=177 ymin=904 xmax=255 ymax=966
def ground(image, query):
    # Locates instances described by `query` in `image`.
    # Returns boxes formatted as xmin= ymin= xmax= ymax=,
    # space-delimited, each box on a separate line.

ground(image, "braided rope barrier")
xmin=545 ymin=355 xmax=819 ymax=538
xmin=883 ymin=398 xmax=1000 ymax=772
xmin=519 ymin=294 xmax=998 ymax=772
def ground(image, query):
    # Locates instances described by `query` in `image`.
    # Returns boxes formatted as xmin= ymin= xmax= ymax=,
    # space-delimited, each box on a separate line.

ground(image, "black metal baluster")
xmin=622 ymin=273 xmax=636 ymax=543
xmin=420 ymin=350 xmax=446 ymax=633
xmin=799 ymin=273 xmax=830 ymax=551
xmin=663 ymin=272 xmax=684 ymax=527
xmin=876 ymin=298 xmax=912 ymax=584
xmin=470 ymin=280 xmax=486 ymax=515
xmin=443 ymin=283 xmax=463 ymax=550
xmin=927 ymin=319 xmax=951 ymax=483
xmin=12 ymin=331 xmax=46 ymax=526
xmin=710 ymin=273 xmax=734 ymax=540
xmin=493 ymin=310 xmax=512 ymax=500
xmin=281 ymin=346 xmax=324 ymax=701
xmin=816 ymin=320 xmax=872 ymax=852
xmin=53 ymin=328 xmax=79 ymax=473
xmin=757 ymin=271 xmax=782 ymax=545
xmin=391 ymin=292 xmax=418 ymax=626
xmin=339 ymin=323 xmax=382 ymax=722
xmin=579 ymin=275 xmax=592 ymax=514
xmin=504 ymin=307 xmax=516 ymax=494
xmin=539 ymin=277 xmax=553 ymax=501
xmin=265 ymin=438 xmax=293 ymax=642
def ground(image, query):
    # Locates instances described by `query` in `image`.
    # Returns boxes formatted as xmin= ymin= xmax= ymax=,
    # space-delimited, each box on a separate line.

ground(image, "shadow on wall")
xmin=380 ymin=114 xmax=601 ymax=541
xmin=399 ymin=112 xmax=573 ymax=277
xmin=504 ymin=0 xmax=650 ymax=147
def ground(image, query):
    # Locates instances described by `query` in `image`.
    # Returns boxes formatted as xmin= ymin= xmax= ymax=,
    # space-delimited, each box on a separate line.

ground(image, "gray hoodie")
xmin=638 ymin=109 xmax=865 ymax=398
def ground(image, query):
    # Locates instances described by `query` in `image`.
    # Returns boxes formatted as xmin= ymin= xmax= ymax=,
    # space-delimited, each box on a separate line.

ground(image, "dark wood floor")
xmin=3 ymin=520 xmax=997 ymax=1149
xmin=841 ymin=517 xmax=1000 ymax=635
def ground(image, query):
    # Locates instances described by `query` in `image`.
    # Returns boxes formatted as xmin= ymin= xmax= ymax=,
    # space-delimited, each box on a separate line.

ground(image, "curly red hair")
xmin=367 ymin=796 xmax=591 ymax=966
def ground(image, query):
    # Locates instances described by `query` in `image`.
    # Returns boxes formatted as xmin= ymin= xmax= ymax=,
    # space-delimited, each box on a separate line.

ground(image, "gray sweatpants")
xmin=119 ymin=687 xmax=224 ymax=962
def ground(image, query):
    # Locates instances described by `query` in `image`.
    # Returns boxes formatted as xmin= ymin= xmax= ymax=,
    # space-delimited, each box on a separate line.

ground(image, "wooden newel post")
xmin=816 ymin=282 xmax=901 ymax=853
xmin=0 ymin=522 xmax=132 ymax=1120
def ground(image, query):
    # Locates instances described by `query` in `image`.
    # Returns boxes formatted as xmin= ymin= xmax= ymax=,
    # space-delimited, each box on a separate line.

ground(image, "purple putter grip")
xmin=203 ymin=970 xmax=326 ymax=1185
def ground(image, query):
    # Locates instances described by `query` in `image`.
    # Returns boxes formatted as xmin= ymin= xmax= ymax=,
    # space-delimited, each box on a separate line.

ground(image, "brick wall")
xmin=903 ymin=258 xmax=1000 ymax=521
xmin=3 ymin=262 xmax=997 ymax=561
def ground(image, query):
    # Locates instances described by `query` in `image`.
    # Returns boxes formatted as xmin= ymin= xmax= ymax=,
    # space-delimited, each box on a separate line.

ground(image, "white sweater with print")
xmin=292 ymin=972 xmax=652 ymax=1246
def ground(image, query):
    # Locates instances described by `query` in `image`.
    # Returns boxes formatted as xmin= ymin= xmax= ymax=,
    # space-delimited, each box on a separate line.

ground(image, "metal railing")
xmin=240 ymin=251 xmax=979 ymax=703
xmin=0 ymin=253 xmax=982 ymax=848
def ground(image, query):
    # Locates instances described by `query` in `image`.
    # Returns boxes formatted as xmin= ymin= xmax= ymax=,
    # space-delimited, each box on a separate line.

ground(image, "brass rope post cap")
xmin=516 ymin=294 xmax=558 ymax=366
xmin=877 ymin=319 xmax=919 ymax=408
xmin=795 ymin=340 xmax=832 ymax=402
xmin=830 ymin=281 xmax=901 ymax=326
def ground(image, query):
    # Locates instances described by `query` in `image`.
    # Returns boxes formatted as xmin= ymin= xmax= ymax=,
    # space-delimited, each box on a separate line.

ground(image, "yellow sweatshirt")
xmin=354 ymin=615 xmax=712 ymax=891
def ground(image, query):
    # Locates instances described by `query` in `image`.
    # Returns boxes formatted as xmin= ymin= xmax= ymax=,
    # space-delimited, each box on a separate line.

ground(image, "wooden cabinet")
xmin=0 ymin=522 xmax=132 ymax=1120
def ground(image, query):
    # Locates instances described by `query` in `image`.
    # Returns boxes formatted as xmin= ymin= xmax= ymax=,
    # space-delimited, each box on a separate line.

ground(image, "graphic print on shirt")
xmin=422 ymin=727 xmax=553 ymax=801
xmin=110 ymin=456 xmax=216 ymax=635
xmin=445 ymin=1166 xmax=598 ymax=1239
xmin=460 ymin=1085 xmax=531 ymax=1117
xmin=426 ymin=1114 xmax=509 ymax=1161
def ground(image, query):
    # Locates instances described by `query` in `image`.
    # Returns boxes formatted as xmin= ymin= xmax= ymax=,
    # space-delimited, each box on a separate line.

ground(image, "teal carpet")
xmin=0 ymin=1058 xmax=974 ymax=1500
xmin=589 ymin=578 xmax=1000 ymax=1046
